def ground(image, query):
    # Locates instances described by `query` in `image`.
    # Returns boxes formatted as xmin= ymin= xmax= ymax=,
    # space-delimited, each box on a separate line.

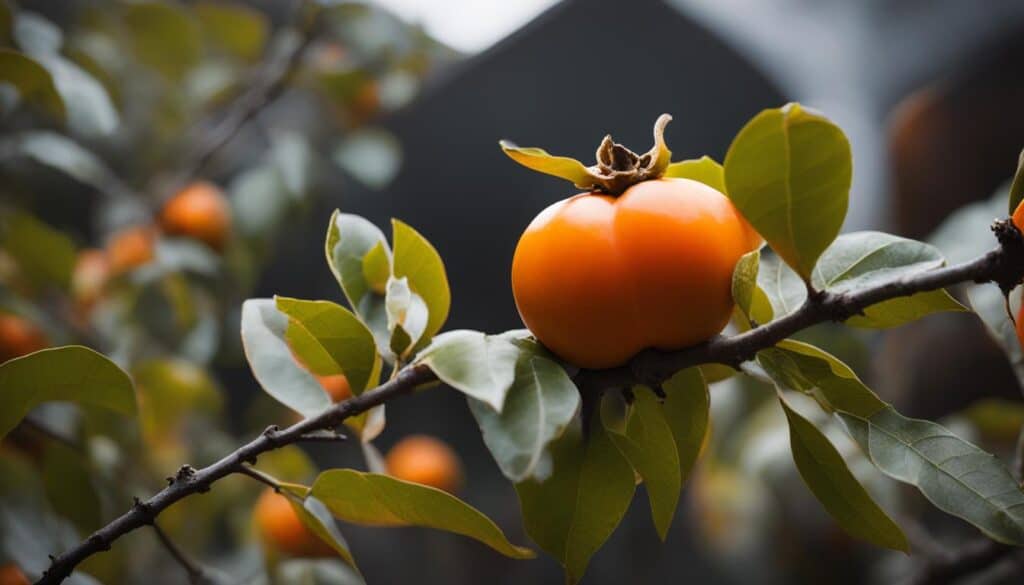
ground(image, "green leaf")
xmin=778 ymin=394 xmax=908 ymax=552
xmin=0 ymin=48 xmax=64 ymax=120
xmin=757 ymin=250 xmax=807 ymax=319
xmin=275 ymin=297 xmax=381 ymax=394
xmin=384 ymin=276 xmax=428 ymax=357
xmin=133 ymin=358 xmax=222 ymax=439
xmin=499 ymin=141 xmax=594 ymax=189
xmin=515 ymin=418 xmax=635 ymax=584
xmin=417 ymin=330 xmax=520 ymax=411
xmin=292 ymin=495 xmax=359 ymax=569
xmin=0 ymin=346 xmax=136 ymax=439
xmin=724 ymin=103 xmax=851 ymax=279
xmin=334 ymin=129 xmax=403 ymax=190
xmin=311 ymin=469 xmax=534 ymax=559
xmin=324 ymin=211 xmax=390 ymax=353
xmin=0 ymin=132 xmax=112 ymax=190
xmin=240 ymin=299 xmax=332 ymax=418
xmin=124 ymin=2 xmax=201 ymax=79
xmin=812 ymin=231 xmax=965 ymax=328
xmin=604 ymin=387 xmax=681 ymax=541
xmin=42 ymin=442 xmax=102 ymax=534
xmin=468 ymin=353 xmax=580 ymax=482
xmin=698 ymin=363 xmax=735 ymax=384
xmin=194 ymin=1 xmax=268 ymax=60
xmin=1008 ymin=148 xmax=1024 ymax=215
xmin=968 ymin=284 xmax=1024 ymax=382
xmin=391 ymin=219 xmax=450 ymax=353
xmin=661 ymin=368 xmax=709 ymax=486
xmin=0 ymin=211 xmax=76 ymax=290
xmin=731 ymin=249 xmax=774 ymax=325
xmin=663 ymin=156 xmax=726 ymax=192
xmin=361 ymin=242 xmax=390 ymax=295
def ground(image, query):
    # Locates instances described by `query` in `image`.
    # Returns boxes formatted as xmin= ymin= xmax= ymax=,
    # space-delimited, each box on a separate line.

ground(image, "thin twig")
xmin=902 ymin=539 xmax=1014 ymax=585
xmin=151 ymin=523 xmax=210 ymax=585
xmin=35 ymin=222 xmax=1024 ymax=584
xmin=236 ymin=465 xmax=283 ymax=491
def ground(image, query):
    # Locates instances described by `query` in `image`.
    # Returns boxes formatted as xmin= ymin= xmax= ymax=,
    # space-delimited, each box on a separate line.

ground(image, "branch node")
xmin=88 ymin=533 xmax=111 ymax=551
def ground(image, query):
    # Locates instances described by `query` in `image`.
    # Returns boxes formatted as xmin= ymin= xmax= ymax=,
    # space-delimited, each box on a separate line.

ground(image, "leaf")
xmin=240 ymin=299 xmax=332 ymax=418
xmin=0 ymin=211 xmax=76 ymax=290
xmin=42 ymin=442 xmax=102 ymax=534
xmin=334 ymin=129 xmax=402 ymax=190
xmin=361 ymin=241 xmax=390 ymax=294
xmin=731 ymin=249 xmax=773 ymax=325
xmin=0 ymin=132 xmax=111 ymax=190
xmin=29 ymin=55 xmax=118 ymax=137
xmin=391 ymin=220 xmax=450 ymax=352
xmin=384 ymin=276 xmax=428 ymax=357
xmin=661 ymin=368 xmax=709 ymax=485
xmin=515 ymin=418 xmax=635 ymax=584
xmin=757 ymin=250 xmax=807 ymax=319
xmin=311 ymin=469 xmax=534 ymax=559
xmin=604 ymin=387 xmax=681 ymax=541
xmin=123 ymin=2 xmax=201 ymax=79
xmin=724 ymin=103 xmax=851 ymax=279
xmin=0 ymin=48 xmax=64 ymax=120
xmin=0 ymin=346 xmax=136 ymax=439
xmin=778 ymin=394 xmax=908 ymax=551
xmin=663 ymin=156 xmax=726 ymax=192
xmin=968 ymin=284 xmax=1024 ymax=382
xmin=194 ymin=1 xmax=269 ymax=60
xmin=812 ymin=231 xmax=965 ymax=328
xmin=417 ymin=330 xmax=520 ymax=411
xmin=499 ymin=141 xmax=594 ymax=188
xmin=468 ymin=353 xmax=580 ymax=482
xmin=1009 ymin=147 xmax=1024 ymax=215
xmin=292 ymin=496 xmax=359 ymax=569
xmin=275 ymin=297 xmax=381 ymax=394
xmin=324 ymin=211 xmax=390 ymax=352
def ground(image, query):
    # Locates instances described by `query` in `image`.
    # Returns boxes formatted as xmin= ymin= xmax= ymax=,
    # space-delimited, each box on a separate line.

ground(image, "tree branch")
xmin=36 ymin=221 xmax=1024 ymax=584
xmin=150 ymin=522 xmax=210 ymax=585
xmin=902 ymin=539 xmax=1015 ymax=585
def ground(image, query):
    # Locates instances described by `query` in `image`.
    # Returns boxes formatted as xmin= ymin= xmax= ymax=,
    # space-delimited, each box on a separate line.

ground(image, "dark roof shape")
xmin=335 ymin=0 xmax=787 ymax=335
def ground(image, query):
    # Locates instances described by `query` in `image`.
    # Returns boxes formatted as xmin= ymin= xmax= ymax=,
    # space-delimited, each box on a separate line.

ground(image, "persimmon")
xmin=316 ymin=373 xmax=352 ymax=403
xmin=72 ymin=248 xmax=110 ymax=308
xmin=385 ymin=435 xmax=462 ymax=493
xmin=253 ymin=488 xmax=333 ymax=558
xmin=0 ymin=313 xmax=48 ymax=362
xmin=507 ymin=116 xmax=759 ymax=369
xmin=0 ymin=564 xmax=28 ymax=585
xmin=107 ymin=225 xmax=155 ymax=275
xmin=1013 ymin=198 xmax=1024 ymax=232
xmin=160 ymin=182 xmax=231 ymax=251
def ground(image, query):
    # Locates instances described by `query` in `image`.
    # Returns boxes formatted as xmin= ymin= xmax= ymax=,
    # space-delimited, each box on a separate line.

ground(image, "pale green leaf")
xmin=324 ymin=211 xmax=391 ymax=353
xmin=417 ymin=330 xmax=520 ymax=411
xmin=661 ymin=368 xmax=709 ymax=485
xmin=334 ymin=128 xmax=402 ymax=190
xmin=0 ymin=346 xmax=136 ymax=439
xmin=779 ymin=395 xmax=908 ymax=551
xmin=384 ymin=276 xmax=428 ymax=357
xmin=0 ymin=131 xmax=112 ymax=190
xmin=391 ymin=219 xmax=449 ymax=352
xmin=499 ymin=141 xmax=594 ymax=188
xmin=731 ymin=249 xmax=774 ymax=325
xmin=312 ymin=469 xmax=534 ymax=559
xmin=663 ymin=156 xmax=725 ymax=192
xmin=725 ymin=103 xmax=851 ymax=279
xmin=757 ymin=251 xmax=807 ymax=319
xmin=292 ymin=496 xmax=359 ymax=569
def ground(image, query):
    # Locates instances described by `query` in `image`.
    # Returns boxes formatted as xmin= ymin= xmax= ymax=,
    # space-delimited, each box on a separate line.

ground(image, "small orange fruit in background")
xmin=0 ymin=563 xmax=29 ymax=585
xmin=107 ymin=225 xmax=155 ymax=275
xmin=72 ymin=248 xmax=110 ymax=308
xmin=0 ymin=313 xmax=48 ymax=363
xmin=316 ymin=373 xmax=352 ymax=403
xmin=253 ymin=488 xmax=333 ymax=558
xmin=385 ymin=435 xmax=462 ymax=494
xmin=160 ymin=181 xmax=232 ymax=251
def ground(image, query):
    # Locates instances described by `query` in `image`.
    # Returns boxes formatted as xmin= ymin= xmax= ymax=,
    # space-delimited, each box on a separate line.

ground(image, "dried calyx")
xmin=499 ymin=114 xmax=674 ymax=196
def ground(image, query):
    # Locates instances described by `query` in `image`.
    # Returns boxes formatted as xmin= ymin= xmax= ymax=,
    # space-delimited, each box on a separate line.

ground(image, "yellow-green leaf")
xmin=391 ymin=220 xmax=449 ymax=352
xmin=499 ymin=141 xmax=594 ymax=188
xmin=663 ymin=155 xmax=725 ymax=192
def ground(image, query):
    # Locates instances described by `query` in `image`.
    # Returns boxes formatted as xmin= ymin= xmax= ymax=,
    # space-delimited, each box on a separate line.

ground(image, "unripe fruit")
xmin=316 ymin=373 xmax=352 ymax=403
xmin=72 ymin=248 xmax=110 ymax=308
xmin=160 ymin=182 xmax=232 ymax=251
xmin=0 ymin=563 xmax=29 ymax=585
xmin=385 ymin=435 xmax=462 ymax=493
xmin=0 ymin=314 xmax=48 ymax=362
xmin=107 ymin=226 xmax=155 ymax=275
xmin=253 ymin=488 xmax=333 ymax=558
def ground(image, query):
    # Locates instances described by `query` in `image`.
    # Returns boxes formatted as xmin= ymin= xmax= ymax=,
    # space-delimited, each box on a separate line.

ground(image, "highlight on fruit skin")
xmin=71 ymin=248 xmax=111 ymax=309
xmin=0 ymin=313 xmax=48 ymax=363
xmin=316 ymin=373 xmax=352 ymax=403
xmin=160 ymin=181 xmax=232 ymax=252
xmin=0 ymin=563 xmax=29 ymax=585
xmin=106 ymin=225 xmax=156 ymax=275
xmin=385 ymin=434 xmax=463 ymax=494
xmin=253 ymin=488 xmax=333 ymax=558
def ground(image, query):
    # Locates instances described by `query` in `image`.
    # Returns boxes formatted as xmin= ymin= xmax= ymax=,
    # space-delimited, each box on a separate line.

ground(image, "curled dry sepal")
xmin=22 ymin=104 xmax=1024 ymax=585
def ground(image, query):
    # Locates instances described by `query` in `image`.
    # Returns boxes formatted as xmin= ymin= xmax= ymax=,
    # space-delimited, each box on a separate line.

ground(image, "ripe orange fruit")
xmin=385 ymin=435 xmax=462 ymax=493
xmin=316 ymin=373 xmax=352 ymax=403
xmin=107 ymin=225 xmax=155 ymax=275
xmin=512 ymin=178 xmax=758 ymax=369
xmin=1013 ymin=199 xmax=1024 ymax=232
xmin=0 ymin=563 xmax=29 ymax=585
xmin=0 ymin=313 xmax=48 ymax=362
xmin=71 ymin=248 xmax=110 ymax=308
xmin=160 ymin=182 xmax=231 ymax=251
xmin=1016 ymin=303 xmax=1024 ymax=351
xmin=253 ymin=488 xmax=333 ymax=558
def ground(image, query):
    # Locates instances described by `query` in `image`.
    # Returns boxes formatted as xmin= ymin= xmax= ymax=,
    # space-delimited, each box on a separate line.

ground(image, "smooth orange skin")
xmin=72 ymin=248 xmax=110 ymax=307
xmin=1013 ymin=199 xmax=1024 ymax=233
xmin=0 ymin=564 xmax=29 ymax=585
xmin=107 ymin=226 xmax=155 ymax=275
xmin=254 ymin=488 xmax=333 ymax=558
xmin=316 ymin=373 xmax=352 ymax=403
xmin=385 ymin=435 xmax=462 ymax=494
xmin=0 ymin=314 xmax=48 ymax=363
xmin=512 ymin=178 xmax=759 ymax=369
xmin=160 ymin=182 xmax=232 ymax=251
